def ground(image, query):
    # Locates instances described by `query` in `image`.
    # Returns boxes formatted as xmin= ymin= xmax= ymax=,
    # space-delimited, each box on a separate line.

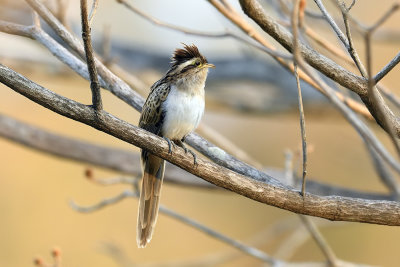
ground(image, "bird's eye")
xmin=194 ymin=61 xmax=201 ymax=66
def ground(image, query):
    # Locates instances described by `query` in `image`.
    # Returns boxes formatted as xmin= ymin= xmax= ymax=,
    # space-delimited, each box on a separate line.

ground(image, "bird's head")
xmin=169 ymin=44 xmax=215 ymax=83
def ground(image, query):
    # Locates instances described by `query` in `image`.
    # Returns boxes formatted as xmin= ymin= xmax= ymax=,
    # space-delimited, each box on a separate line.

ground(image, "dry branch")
xmin=2 ymin=64 xmax=400 ymax=226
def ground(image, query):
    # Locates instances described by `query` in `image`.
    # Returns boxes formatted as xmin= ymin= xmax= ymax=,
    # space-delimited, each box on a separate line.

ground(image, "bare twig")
xmin=70 ymin=190 xmax=135 ymax=212
xmin=87 ymin=174 xmax=137 ymax=185
xmin=374 ymin=52 xmax=400 ymax=83
xmin=338 ymin=0 xmax=367 ymax=76
xmin=292 ymin=0 xmax=308 ymax=196
xmin=367 ymin=2 xmax=400 ymax=84
xmin=80 ymin=0 xmax=102 ymax=110
xmin=299 ymin=216 xmax=339 ymax=267
xmin=313 ymin=0 xmax=350 ymax=49
xmin=284 ymin=146 xmax=339 ymax=267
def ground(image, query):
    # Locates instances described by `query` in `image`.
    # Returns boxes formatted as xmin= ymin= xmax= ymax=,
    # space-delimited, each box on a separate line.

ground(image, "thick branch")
xmin=2 ymin=64 xmax=400 ymax=226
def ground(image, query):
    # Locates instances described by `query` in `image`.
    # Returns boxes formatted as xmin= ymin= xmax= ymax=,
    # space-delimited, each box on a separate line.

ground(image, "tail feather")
xmin=137 ymin=151 xmax=165 ymax=248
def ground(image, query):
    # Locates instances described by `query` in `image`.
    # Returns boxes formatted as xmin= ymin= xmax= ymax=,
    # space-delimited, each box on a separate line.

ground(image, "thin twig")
xmin=299 ymin=216 xmax=339 ymax=267
xmin=338 ymin=0 xmax=367 ymax=76
xmin=369 ymin=3 xmax=400 ymax=83
xmin=80 ymin=0 xmax=102 ymax=110
xmin=284 ymin=145 xmax=338 ymax=266
xmin=292 ymin=0 xmax=307 ymax=196
xmin=313 ymin=0 xmax=350 ymax=49
xmin=70 ymin=190 xmax=135 ymax=213
xmin=374 ymin=51 xmax=400 ymax=83
xmin=88 ymin=175 xmax=137 ymax=185
xmin=294 ymin=65 xmax=307 ymax=196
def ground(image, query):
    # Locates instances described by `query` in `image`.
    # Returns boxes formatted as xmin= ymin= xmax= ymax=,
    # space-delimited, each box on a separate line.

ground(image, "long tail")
xmin=137 ymin=150 xmax=165 ymax=248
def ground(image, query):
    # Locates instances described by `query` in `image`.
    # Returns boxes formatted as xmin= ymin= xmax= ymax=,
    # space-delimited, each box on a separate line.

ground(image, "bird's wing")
xmin=137 ymin=81 xmax=171 ymax=248
xmin=139 ymin=82 xmax=171 ymax=135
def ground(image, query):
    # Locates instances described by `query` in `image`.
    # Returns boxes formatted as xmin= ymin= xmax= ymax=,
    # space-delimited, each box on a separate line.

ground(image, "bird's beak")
xmin=203 ymin=63 xmax=215 ymax=69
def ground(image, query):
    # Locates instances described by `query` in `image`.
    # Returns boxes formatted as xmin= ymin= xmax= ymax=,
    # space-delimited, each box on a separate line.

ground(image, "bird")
xmin=137 ymin=44 xmax=215 ymax=248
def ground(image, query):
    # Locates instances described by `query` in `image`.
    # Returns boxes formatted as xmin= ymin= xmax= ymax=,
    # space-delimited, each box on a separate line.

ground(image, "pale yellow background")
xmin=1 ymin=0 xmax=400 ymax=266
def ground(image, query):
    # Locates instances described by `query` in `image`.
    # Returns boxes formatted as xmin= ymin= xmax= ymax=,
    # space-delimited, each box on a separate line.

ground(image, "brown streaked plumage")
xmin=137 ymin=44 xmax=214 ymax=248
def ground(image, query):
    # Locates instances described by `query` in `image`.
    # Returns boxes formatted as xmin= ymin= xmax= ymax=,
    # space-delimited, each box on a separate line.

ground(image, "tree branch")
xmin=2 ymin=63 xmax=400 ymax=225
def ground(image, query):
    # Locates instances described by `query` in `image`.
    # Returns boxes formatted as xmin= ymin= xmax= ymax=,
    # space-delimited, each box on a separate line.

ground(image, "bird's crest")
xmin=172 ymin=44 xmax=207 ymax=66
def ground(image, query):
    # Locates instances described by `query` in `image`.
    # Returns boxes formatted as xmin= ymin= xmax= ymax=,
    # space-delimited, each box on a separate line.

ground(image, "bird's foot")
xmin=163 ymin=137 xmax=175 ymax=154
xmin=175 ymin=140 xmax=198 ymax=166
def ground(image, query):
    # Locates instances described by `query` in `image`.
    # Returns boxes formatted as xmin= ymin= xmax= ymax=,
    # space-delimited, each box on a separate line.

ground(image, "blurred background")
xmin=1 ymin=0 xmax=400 ymax=266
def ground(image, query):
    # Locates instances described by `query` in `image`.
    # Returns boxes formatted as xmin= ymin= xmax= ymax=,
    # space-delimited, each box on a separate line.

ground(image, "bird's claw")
xmin=187 ymin=149 xmax=198 ymax=166
xmin=175 ymin=140 xmax=197 ymax=166
xmin=163 ymin=137 xmax=175 ymax=154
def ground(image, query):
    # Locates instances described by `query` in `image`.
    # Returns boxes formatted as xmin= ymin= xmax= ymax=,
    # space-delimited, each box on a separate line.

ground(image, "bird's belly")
xmin=161 ymin=89 xmax=204 ymax=140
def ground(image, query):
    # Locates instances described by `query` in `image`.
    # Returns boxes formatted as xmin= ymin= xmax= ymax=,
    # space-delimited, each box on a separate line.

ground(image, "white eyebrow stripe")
xmin=176 ymin=58 xmax=196 ymax=72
